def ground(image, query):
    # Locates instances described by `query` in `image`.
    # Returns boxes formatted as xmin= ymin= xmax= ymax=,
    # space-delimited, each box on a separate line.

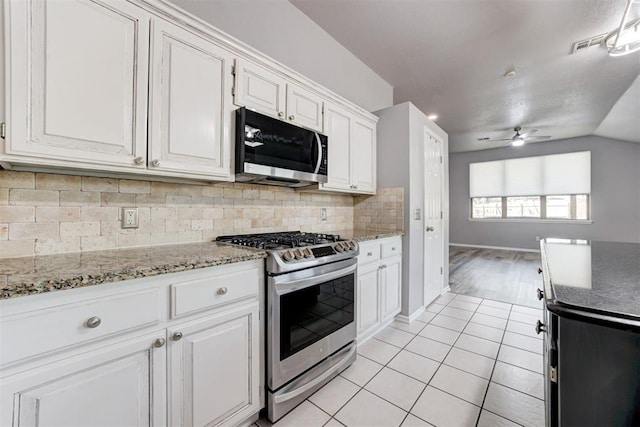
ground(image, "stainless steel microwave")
xmin=235 ymin=108 xmax=328 ymax=187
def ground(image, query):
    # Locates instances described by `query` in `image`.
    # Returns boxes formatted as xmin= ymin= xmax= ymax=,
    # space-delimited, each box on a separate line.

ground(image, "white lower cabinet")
xmin=0 ymin=331 xmax=167 ymax=427
xmin=0 ymin=260 xmax=263 ymax=427
xmin=356 ymin=236 xmax=403 ymax=342
xmin=168 ymin=301 xmax=260 ymax=427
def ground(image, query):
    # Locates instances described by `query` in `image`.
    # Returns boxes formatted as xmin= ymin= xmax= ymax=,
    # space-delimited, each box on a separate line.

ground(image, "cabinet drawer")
xmin=0 ymin=288 xmax=160 ymax=367
xmin=171 ymin=268 xmax=260 ymax=318
xmin=357 ymin=242 xmax=381 ymax=265
xmin=381 ymin=237 xmax=402 ymax=258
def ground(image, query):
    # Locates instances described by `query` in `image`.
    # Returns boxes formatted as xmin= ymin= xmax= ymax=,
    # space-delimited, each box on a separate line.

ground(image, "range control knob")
xmin=303 ymin=248 xmax=313 ymax=258
xmin=348 ymin=241 xmax=356 ymax=250
xmin=293 ymin=249 xmax=304 ymax=259
xmin=283 ymin=251 xmax=295 ymax=262
xmin=335 ymin=243 xmax=344 ymax=252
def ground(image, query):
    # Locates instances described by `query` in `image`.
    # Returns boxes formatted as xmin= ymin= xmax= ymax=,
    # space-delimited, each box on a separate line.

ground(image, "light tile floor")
xmin=257 ymin=292 xmax=545 ymax=427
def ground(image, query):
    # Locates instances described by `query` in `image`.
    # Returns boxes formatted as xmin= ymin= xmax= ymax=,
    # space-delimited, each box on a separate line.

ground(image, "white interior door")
xmin=423 ymin=128 xmax=444 ymax=306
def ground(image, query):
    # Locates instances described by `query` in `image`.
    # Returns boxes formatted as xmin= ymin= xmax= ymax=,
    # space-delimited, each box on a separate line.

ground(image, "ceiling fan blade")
xmin=483 ymin=138 xmax=513 ymax=142
xmin=525 ymin=135 xmax=551 ymax=141
xmin=519 ymin=129 xmax=539 ymax=138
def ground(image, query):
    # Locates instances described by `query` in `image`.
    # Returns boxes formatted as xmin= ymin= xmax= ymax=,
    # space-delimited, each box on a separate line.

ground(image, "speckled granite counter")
xmin=332 ymin=229 xmax=404 ymax=242
xmin=0 ymin=242 xmax=267 ymax=300
xmin=541 ymin=239 xmax=640 ymax=322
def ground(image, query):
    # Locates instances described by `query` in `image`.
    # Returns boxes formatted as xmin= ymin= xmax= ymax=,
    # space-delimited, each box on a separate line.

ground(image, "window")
xmin=469 ymin=152 xmax=591 ymax=221
xmin=472 ymin=195 xmax=589 ymax=220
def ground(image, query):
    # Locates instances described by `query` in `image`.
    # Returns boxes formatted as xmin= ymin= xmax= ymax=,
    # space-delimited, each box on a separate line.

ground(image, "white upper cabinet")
xmin=148 ymin=18 xmax=234 ymax=180
xmin=4 ymin=0 xmax=150 ymax=169
xmin=285 ymin=84 xmax=324 ymax=131
xmin=235 ymin=60 xmax=324 ymax=132
xmin=320 ymin=102 xmax=376 ymax=194
xmin=235 ymin=60 xmax=287 ymax=120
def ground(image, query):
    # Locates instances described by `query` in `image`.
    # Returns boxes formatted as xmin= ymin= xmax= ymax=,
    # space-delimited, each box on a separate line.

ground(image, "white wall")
xmin=170 ymin=0 xmax=393 ymax=112
xmin=449 ymin=136 xmax=640 ymax=250
xmin=377 ymin=102 xmax=449 ymax=317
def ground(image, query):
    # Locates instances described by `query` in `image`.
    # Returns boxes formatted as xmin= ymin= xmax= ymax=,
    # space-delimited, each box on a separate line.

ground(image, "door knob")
xmin=426 ymin=226 xmax=435 ymax=232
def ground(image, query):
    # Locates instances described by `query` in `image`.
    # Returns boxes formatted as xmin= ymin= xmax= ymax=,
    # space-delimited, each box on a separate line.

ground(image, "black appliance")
xmin=216 ymin=231 xmax=358 ymax=422
xmin=235 ymin=108 xmax=328 ymax=187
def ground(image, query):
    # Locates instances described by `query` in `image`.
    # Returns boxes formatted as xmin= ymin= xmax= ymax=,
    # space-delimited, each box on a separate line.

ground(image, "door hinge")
xmin=440 ymin=267 xmax=443 ymax=275
xmin=231 ymin=65 xmax=236 ymax=76
xmin=440 ymin=155 xmax=443 ymax=164
xmin=440 ymin=211 xmax=443 ymax=219
xmin=231 ymin=86 xmax=235 ymax=96
xmin=0 ymin=122 xmax=5 ymax=139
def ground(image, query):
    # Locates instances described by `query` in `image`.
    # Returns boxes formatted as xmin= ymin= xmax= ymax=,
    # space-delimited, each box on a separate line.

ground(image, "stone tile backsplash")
xmin=354 ymin=187 xmax=404 ymax=232
xmin=0 ymin=171 xmax=355 ymax=258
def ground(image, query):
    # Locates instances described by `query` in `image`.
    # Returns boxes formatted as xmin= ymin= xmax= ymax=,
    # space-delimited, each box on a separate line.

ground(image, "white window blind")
xmin=469 ymin=151 xmax=591 ymax=197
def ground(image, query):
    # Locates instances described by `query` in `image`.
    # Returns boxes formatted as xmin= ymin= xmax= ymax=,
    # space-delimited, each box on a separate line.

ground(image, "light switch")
xmin=414 ymin=208 xmax=421 ymax=220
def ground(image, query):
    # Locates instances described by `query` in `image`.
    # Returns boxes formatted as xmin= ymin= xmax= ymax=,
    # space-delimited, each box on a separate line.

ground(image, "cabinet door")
xmin=357 ymin=262 xmax=381 ymax=340
xmin=0 ymin=332 xmax=166 ymax=427
xmin=235 ymin=60 xmax=286 ymax=119
xmin=381 ymin=256 xmax=402 ymax=321
xmin=148 ymin=19 xmax=234 ymax=179
xmin=350 ymin=118 xmax=377 ymax=194
xmin=5 ymin=0 xmax=149 ymax=169
xmin=321 ymin=103 xmax=353 ymax=191
xmin=168 ymin=302 xmax=260 ymax=427
xmin=286 ymin=84 xmax=324 ymax=132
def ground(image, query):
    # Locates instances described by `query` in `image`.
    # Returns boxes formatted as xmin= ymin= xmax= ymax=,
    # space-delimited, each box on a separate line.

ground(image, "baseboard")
xmin=442 ymin=285 xmax=452 ymax=294
xmin=396 ymin=306 xmax=425 ymax=324
xmin=449 ymin=243 xmax=540 ymax=253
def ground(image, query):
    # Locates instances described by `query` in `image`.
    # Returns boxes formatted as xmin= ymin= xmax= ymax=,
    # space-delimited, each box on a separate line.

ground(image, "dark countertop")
xmin=541 ymin=239 xmax=640 ymax=322
xmin=0 ymin=242 xmax=267 ymax=301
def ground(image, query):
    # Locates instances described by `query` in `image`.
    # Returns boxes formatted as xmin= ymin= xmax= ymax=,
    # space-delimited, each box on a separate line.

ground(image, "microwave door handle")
xmin=313 ymin=133 xmax=322 ymax=174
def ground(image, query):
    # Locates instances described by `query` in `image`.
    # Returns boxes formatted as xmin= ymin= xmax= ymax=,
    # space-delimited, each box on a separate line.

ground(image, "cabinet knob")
xmin=535 ymin=320 xmax=546 ymax=335
xmin=537 ymin=267 xmax=543 ymax=275
xmin=217 ymin=287 xmax=228 ymax=295
xmin=278 ymin=112 xmax=284 ymax=118
xmin=85 ymin=316 xmax=101 ymax=328
xmin=367 ymin=251 xmax=373 ymax=256
xmin=151 ymin=159 xmax=161 ymax=167
xmin=537 ymin=288 xmax=544 ymax=301
xmin=172 ymin=332 xmax=183 ymax=341
xmin=391 ymin=247 xmax=396 ymax=251
xmin=288 ymin=115 xmax=295 ymax=120
xmin=134 ymin=156 xmax=145 ymax=165
xmin=154 ymin=338 xmax=166 ymax=348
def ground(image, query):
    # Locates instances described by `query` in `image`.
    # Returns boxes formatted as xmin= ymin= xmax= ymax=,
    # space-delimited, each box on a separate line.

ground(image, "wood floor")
xmin=449 ymin=246 xmax=544 ymax=308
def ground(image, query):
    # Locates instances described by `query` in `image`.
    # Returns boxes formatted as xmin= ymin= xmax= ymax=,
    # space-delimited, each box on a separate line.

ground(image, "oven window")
xmin=280 ymin=273 xmax=355 ymax=361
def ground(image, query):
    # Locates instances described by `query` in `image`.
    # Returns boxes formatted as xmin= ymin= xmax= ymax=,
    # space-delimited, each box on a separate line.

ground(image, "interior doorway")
xmin=423 ymin=127 xmax=444 ymax=306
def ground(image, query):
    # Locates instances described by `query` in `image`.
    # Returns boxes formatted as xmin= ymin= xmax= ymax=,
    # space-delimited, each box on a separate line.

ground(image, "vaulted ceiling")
xmin=291 ymin=0 xmax=640 ymax=152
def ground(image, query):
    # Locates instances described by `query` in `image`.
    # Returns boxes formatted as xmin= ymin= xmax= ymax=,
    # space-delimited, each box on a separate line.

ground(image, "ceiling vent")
xmin=570 ymin=33 xmax=608 ymax=54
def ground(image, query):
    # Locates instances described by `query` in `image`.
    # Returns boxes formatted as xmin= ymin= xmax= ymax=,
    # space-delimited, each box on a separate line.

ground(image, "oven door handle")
xmin=273 ymin=343 xmax=356 ymax=404
xmin=274 ymin=263 xmax=357 ymax=295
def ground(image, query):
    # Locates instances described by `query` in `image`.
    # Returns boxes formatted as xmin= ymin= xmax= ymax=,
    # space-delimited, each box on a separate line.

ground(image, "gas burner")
xmin=216 ymin=231 xmax=342 ymax=249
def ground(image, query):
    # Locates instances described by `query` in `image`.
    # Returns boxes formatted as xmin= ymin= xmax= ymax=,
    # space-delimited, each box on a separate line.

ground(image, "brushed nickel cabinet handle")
xmin=85 ymin=316 xmax=101 ymax=328
xmin=289 ymin=115 xmax=295 ymax=120
xmin=134 ymin=156 xmax=145 ymax=165
xmin=151 ymin=159 xmax=161 ymax=167
xmin=278 ymin=112 xmax=284 ymax=118
xmin=154 ymin=338 xmax=166 ymax=348
xmin=172 ymin=332 xmax=183 ymax=341
xmin=217 ymin=287 xmax=228 ymax=295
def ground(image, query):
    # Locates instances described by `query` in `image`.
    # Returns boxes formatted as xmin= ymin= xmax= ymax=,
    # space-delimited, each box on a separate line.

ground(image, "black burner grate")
xmin=215 ymin=231 xmax=341 ymax=249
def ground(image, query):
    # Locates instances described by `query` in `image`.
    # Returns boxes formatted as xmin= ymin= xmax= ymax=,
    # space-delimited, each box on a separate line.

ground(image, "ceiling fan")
xmin=483 ymin=126 xmax=551 ymax=147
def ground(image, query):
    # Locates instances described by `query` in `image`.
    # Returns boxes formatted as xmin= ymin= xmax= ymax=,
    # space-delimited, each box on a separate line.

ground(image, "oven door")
xmin=267 ymin=258 xmax=356 ymax=391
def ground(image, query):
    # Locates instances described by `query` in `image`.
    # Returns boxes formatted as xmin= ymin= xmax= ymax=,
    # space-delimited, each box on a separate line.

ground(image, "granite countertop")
xmin=333 ymin=229 xmax=405 ymax=242
xmin=541 ymin=239 xmax=640 ymax=321
xmin=0 ymin=242 xmax=267 ymax=301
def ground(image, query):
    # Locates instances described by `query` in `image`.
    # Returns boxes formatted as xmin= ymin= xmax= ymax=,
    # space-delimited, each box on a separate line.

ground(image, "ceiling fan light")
xmin=512 ymin=138 xmax=525 ymax=147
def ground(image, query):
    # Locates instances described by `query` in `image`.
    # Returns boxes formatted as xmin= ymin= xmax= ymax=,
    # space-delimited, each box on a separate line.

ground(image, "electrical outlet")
xmin=321 ymin=208 xmax=327 ymax=221
xmin=121 ymin=207 xmax=139 ymax=229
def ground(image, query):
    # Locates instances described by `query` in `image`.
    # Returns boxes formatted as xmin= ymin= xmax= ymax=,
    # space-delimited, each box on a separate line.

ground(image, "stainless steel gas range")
xmin=216 ymin=231 xmax=359 ymax=422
